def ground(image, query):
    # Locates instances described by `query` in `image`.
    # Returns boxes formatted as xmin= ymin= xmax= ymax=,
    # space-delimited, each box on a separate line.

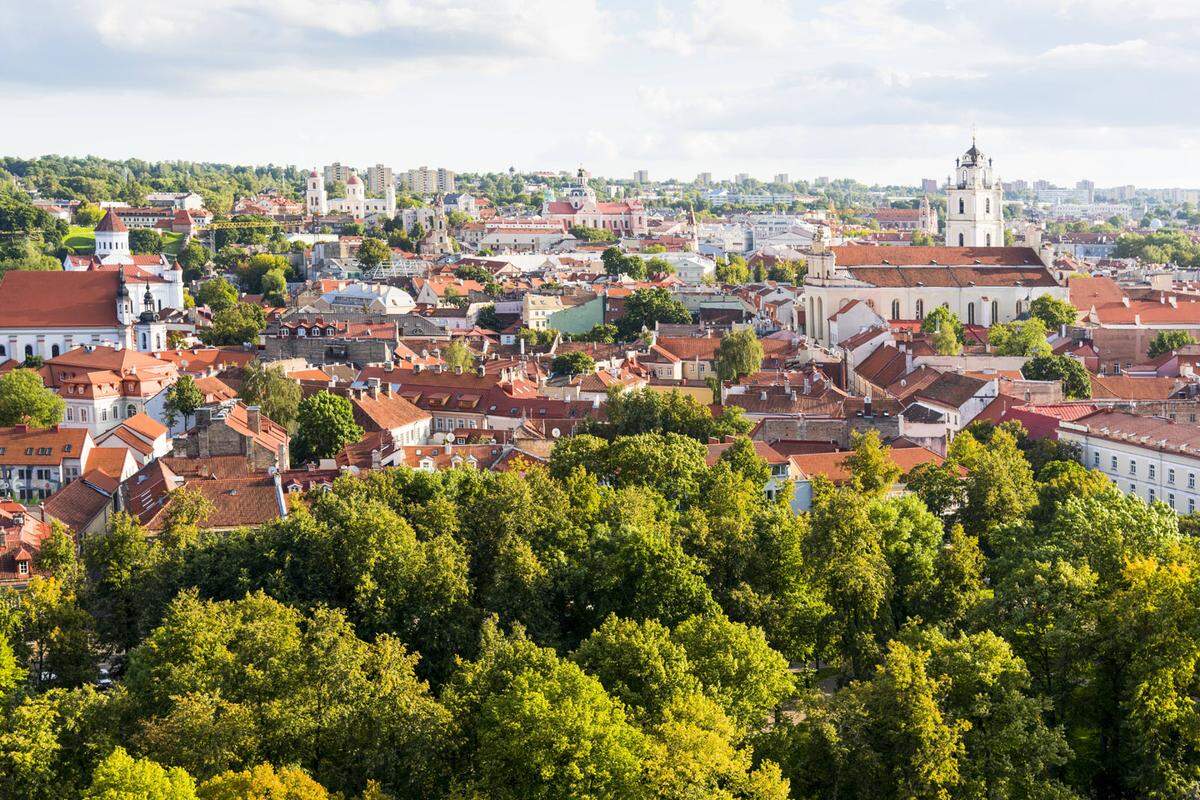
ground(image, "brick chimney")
xmin=246 ymin=405 xmax=261 ymax=434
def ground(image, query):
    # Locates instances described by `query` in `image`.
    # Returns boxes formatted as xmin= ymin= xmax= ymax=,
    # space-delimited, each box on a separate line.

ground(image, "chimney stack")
xmin=246 ymin=405 xmax=261 ymax=433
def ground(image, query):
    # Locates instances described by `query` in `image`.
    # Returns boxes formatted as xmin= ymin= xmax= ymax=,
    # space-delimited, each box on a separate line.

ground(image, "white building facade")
xmin=801 ymin=235 xmax=1069 ymax=346
xmin=1059 ymin=410 xmax=1200 ymax=514
xmin=307 ymin=169 xmax=395 ymax=219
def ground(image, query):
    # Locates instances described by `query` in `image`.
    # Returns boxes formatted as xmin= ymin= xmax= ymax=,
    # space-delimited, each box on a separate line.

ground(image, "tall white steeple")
xmin=306 ymin=169 xmax=328 ymax=216
xmin=945 ymin=135 xmax=1004 ymax=248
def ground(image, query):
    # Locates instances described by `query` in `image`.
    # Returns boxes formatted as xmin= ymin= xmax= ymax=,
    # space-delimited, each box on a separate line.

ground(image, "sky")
xmin=3 ymin=0 xmax=1200 ymax=187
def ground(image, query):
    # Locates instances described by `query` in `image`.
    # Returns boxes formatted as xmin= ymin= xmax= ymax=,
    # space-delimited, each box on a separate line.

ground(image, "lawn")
xmin=63 ymin=226 xmax=184 ymax=259
xmin=162 ymin=231 xmax=184 ymax=257
xmin=64 ymin=225 xmax=95 ymax=253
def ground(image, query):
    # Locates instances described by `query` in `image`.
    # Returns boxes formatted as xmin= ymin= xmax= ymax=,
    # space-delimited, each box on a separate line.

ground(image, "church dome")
xmin=347 ymin=173 xmax=361 ymax=185
xmin=961 ymin=141 xmax=986 ymax=166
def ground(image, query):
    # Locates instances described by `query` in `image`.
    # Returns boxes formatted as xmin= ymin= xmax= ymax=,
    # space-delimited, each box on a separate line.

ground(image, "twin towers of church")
xmin=945 ymin=139 xmax=1005 ymax=248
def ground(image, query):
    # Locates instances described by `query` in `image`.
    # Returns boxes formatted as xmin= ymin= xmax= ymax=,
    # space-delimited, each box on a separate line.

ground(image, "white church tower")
xmin=306 ymin=169 xmax=328 ymax=216
xmin=945 ymin=137 xmax=1004 ymax=248
xmin=94 ymin=209 xmax=130 ymax=258
xmin=346 ymin=172 xmax=366 ymax=218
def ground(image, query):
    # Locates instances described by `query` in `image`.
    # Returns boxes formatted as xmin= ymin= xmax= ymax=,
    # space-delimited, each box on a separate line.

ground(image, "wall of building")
xmin=1060 ymin=428 xmax=1200 ymax=514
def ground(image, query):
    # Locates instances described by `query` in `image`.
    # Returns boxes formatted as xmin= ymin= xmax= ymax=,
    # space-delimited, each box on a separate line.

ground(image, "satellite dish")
xmin=443 ymin=432 xmax=455 ymax=444
xmin=551 ymin=427 xmax=561 ymax=438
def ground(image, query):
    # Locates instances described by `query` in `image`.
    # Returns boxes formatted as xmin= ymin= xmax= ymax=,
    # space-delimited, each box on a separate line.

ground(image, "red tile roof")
xmin=95 ymin=209 xmax=127 ymax=233
xmin=0 ymin=426 xmax=89 ymax=465
xmin=0 ymin=271 xmax=121 ymax=328
xmin=832 ymin=245 xmax=1044 ymax=267
xmin=790 ymin=443 xmax=947 ymax=483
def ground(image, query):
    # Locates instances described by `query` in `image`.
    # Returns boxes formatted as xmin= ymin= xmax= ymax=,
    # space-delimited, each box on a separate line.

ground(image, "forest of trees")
xmin=0 ymin=156 xmax=306 ymax=216
xmin=0 ymin=416 xmax=1196 ymax=798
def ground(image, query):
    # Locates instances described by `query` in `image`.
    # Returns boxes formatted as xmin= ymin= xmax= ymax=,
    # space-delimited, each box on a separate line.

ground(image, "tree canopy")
xmin=0 ymin=368 xmax=64 ymax=428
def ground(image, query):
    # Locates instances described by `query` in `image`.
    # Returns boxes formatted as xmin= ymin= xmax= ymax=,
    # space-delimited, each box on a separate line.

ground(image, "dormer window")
xmin=17 ymin=562 xmax=28 ymax=576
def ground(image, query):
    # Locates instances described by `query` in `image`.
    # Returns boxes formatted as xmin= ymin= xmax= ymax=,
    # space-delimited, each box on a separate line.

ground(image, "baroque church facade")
xmin=802 ymin=140 xmax=1070 ymax=346
xmin=306 ymin=169 xmax=396 ymax=220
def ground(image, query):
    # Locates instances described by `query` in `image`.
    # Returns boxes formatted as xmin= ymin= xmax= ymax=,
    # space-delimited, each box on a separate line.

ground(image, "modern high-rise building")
xmin=323 ymin=163 xmax=353 ymax=185
xmin=774 ymin=173 xmax=790 ymax=184
xmin=1076 ymin=179 xmax=1095 ymax=203
xmin=734 ymin=172 xmax=750 ymax=184
xmin=696 ymin=172 xmax=713 ymax=186
xmin=633 ymin=169 xmax=649 ymax=183
xmin=399 ymin=166 xmax=456 ymax=195
xmin=367 ymin=164 xmax=394 ymax=196
xmin=922 ymin=178 xmax=939 ymax=193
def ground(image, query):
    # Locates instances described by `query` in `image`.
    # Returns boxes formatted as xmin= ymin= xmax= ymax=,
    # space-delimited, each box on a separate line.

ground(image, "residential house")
xmin=172 ymin=402 xmax=290 ymax=470
xmin=0 ymin=425 xmax=93 ymax=501
xmin=44 ymin=346 xmax=178 ymax=436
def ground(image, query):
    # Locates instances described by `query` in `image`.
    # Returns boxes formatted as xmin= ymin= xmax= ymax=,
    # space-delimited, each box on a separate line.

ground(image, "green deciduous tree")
xmin=921 ymin=306 xmax=964 ymax=343
xmin=84 ymin=747 xmax=196 ymax=800
xmin=442 ymin=340 xmax=474 ymax=371
xmin=291 ymin=391 xmax=363 ymax=464
xmin=618 ymin=288 xmax=692 ymax=338
xmin=129 ymin=228 xmax=164 ymax=255
xmin=356 ymin=237 xmax=391 ymax=269
xmin=550 ymin=351 xmax=596 ymax=376
xmin=0 ymin=368 xmax=64 ymax=428
xmin=844 ymin=429 xmax=902 ymax=497
xmin=716 ymin=328 xmax=764 ymax=381
xmin=239 ymin=360 xmax=301 ymax=430
xmin=164 ymin=375 xmax=204 ymax=430
xmin=1022 ymin=354 xmax=1092 ymax=399
xmin=1147 ymin=329 xmax=1196 ymax=359
xmin=1029 ymin=294 xmax=1078 ymax=329
xmin=195 ymin=277 xmax=238 ymax=312
xmin=200 ymin=303 xmax=265 ymax=346
xmin=177 ymin=241 xmax=212 ymax=281
xmin=988 ymin=318 xmax=1052 ymax=357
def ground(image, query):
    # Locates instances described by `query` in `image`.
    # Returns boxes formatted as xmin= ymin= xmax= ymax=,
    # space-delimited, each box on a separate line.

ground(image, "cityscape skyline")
xmin=6 ymin=0 xmax=1200 ymax=186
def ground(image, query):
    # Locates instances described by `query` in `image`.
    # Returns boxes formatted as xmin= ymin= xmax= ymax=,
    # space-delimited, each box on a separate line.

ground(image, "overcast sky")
xmin=3 ymin=0 xmax=1199 ymax=187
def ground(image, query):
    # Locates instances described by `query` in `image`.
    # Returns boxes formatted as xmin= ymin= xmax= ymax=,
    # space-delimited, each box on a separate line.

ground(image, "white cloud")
xmin=642 ymin=0 xmax=797 ymax=54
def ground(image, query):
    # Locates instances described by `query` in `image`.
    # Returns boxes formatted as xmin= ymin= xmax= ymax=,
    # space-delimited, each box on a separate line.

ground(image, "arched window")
xmin=986 ymin=198 xmax=991 ymax=214
xmin=958 ymin=232 xmax=965 ymax=246
xmin=1015 ymin=300 xmax=1023 ymax=316
xmin=51 ymin=344 xmax=60 ymax=357
xmin=991 ymin=300 xmax=999 ymax=323
xmin=958 ymin=198 xmax=965 ymax=214
xmin=891 ymin=300 xmax=901 ymax=321
xmin=24 ymin=345 xmax=32 ymax=358
xmin=915 ymin=299 xmax=924 ymax=320
xmin=986 ymin=233 xmax=992 ymax=246
xmin=127 ymin=404 xmax=136 ymax=418
xmin=967 ymin=303 xmax=975 ymax=325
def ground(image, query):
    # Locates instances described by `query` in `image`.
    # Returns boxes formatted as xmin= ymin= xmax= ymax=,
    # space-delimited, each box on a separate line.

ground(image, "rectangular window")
xmin=1169 ymin=469 xmax=1176 ymax=485
xmin=1169 ymin=493 xmax=1176 ymax=509
xmin=1191 ymin=498 xmax=1196 ymax=514
xmin=1093 ymin=451 xmax=1100 ymax=467
xmin=1111 ymin=455 xmax=1118 ymax=471
xmin=1129 ymin=460 xmax=1137 ymax=476
xmin=17 ymin=563 xmax=27 ymax=576
xmin=1191 ymin=474 xmax=1196 ymax=489
xmin=1149 ymin=464 xmax=1156 ymax=480
xmin=1149 ymin=488 xmax=1156 ymax=502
